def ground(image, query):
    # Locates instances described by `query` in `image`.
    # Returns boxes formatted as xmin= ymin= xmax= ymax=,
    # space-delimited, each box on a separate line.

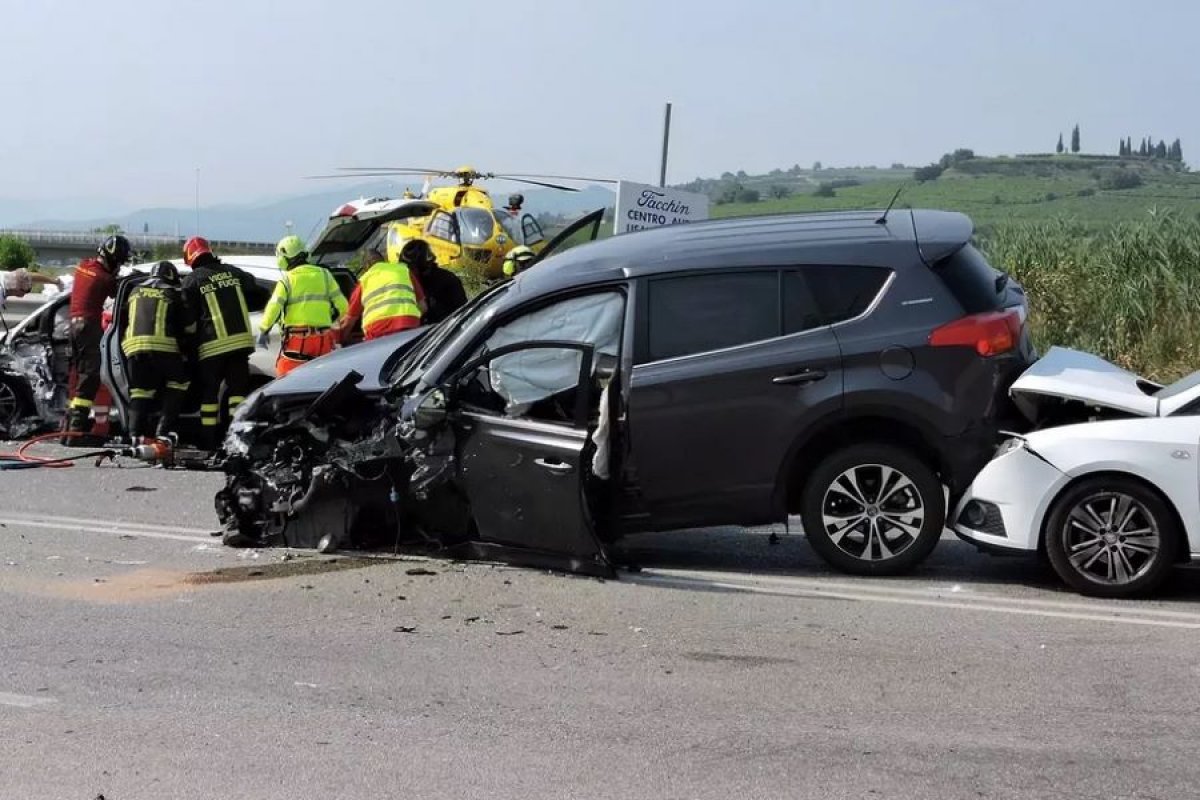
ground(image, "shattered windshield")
xmin=390 ymin=282 xmax=511 ymax=388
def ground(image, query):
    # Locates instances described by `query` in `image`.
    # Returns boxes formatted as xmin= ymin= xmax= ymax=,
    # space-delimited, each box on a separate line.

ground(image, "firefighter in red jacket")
xmin=66 ymin=234 xmax=132 ymax=438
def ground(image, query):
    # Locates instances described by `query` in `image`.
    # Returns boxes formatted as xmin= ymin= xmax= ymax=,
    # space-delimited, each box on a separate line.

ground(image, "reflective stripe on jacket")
xmin=260 ymin=264 xmax=348 ymax=331
xmin=122 ymin=284 xmax=182 ymax=356
xmin=197 ymin=271 xmax=254 ymax=359
xmin=360 ymin=261 xmax=420 ymax=330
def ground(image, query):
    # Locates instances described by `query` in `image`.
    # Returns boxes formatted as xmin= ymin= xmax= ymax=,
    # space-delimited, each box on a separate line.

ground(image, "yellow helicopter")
xmin=311 ymin=165 xmax=614 ymax=277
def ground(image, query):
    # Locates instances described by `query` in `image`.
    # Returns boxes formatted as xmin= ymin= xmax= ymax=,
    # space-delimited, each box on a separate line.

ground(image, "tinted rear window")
xmin=645 ymin=272 xmax=779 ymax=362
xmin=799 ymin=265 xmax=889 ymax=327
xmin=933 ymin=244 xmax=1006 ymax=313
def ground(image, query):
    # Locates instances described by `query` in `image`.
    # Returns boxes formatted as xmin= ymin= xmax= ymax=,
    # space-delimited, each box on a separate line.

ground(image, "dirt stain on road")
xmin=185 ymin=557 xmax=382 ymax=585
xmin=8 ymin=557 xmax=386 ymax=603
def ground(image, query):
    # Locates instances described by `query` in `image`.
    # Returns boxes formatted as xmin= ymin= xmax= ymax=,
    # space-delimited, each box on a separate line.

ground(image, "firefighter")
xmin=403 ymin=238 xmax=466 ymax=325
xmin=258 ymin=235 xmax=347 ymax=376
xmin=336 ymin=247 xmax=425 ymax=342
xmin=65 ymin=234 xmax=132 ymax=439
xmin=180 ymin=236 xmax=263 ymax=449
xmin=121 ymin=261 xmax=193 ymax=441
xmin=502 ymin=245 xmax=537 ymax=278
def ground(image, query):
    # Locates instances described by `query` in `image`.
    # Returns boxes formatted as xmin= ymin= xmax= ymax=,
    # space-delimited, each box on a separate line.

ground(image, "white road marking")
xmin=661 ymin=569 xmax=1200 ymax=622
xmin=0 ymin=691 xmax=57 ymax=708
xmin=0 ymin=513 xmax=212 ymax=544
xmin=634 ymin=569 xmax=1200 ymax=630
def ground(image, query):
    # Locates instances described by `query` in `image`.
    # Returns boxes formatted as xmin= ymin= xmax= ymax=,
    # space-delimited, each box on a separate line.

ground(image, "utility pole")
xmin=194 ymin=168 xmax=200 ymax=235
xmin=659 ymin=102 xmax=672 ymax=187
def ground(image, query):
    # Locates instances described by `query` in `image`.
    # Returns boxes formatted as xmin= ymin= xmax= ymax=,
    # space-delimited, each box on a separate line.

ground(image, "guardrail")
xmin=0 ymin=229 xmax=275 ymax=251
xmin=1 ymin=296 xmax=49 ymax=327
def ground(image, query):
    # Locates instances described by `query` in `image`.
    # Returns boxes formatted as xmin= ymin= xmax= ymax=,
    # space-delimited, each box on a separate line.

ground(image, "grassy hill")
xmin=707 ymin=154 xmax=1198 ymax=231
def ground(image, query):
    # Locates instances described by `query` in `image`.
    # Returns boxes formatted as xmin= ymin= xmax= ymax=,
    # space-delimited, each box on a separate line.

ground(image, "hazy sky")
xmin=3 ymin=0 xmax=1198 ymax=212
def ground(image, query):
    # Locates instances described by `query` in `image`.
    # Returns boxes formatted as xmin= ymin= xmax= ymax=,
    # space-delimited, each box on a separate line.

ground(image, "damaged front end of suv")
xmin=215 ymin=282 xmax=619 ymax=579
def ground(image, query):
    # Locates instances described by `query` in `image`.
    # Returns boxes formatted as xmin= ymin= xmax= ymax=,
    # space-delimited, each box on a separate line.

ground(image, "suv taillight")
xmin=929 ymin=309 xmax=1022 ymax=356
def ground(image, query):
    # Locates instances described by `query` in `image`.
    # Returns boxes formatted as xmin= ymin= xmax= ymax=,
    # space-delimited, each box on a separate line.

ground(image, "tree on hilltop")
xmin=1070 ymin=124 xmax=1080 ymax=153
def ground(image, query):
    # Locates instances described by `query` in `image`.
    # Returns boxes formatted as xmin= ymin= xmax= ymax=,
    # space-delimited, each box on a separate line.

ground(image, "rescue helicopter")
xmin=309 ymin=165 xmax=614 ymax=277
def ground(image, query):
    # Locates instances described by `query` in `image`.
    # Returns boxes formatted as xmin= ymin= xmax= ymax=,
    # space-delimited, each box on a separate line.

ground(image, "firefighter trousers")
xmin=68 ymin=317 xmax=103 ymax=411
xmin=197 ymin=350 xmax=251 ymax=450
xmin=127 ymin=351 xmax=190 ymax=439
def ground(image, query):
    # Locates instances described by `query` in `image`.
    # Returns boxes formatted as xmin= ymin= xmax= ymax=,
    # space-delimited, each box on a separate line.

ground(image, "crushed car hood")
xmin=1010 ymin=346 xmax=1161 ymax=419
xmin=256 ymin=329 xmax=425 ymax=399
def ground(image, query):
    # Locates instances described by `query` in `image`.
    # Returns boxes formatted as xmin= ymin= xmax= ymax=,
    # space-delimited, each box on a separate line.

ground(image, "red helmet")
xmin=183 ymin=236 xmax=212 ymax=266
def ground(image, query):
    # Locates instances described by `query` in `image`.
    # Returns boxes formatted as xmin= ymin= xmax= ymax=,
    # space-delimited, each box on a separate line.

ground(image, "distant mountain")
xmin=7 ymin=182 xmax=616 ymax=243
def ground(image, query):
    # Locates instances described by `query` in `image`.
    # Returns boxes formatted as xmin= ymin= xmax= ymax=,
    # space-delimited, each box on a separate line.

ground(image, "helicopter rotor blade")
xmin=497 ymin=177 xmax=581 ymax=192
xmin=335 ymin=167 xmax=457 ymax=175
xmin=304 ymin=172 xmax=436 ymax=180
xmin=495 ymin=172 xmax=618 ymax=184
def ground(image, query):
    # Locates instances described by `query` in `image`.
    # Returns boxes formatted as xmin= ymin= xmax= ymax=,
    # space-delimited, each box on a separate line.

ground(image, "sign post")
xmin=613 ymin=181 xmax=709 ymax=236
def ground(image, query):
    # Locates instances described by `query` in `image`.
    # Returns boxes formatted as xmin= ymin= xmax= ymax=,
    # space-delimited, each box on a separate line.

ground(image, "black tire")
xmin=1044 ymin=476 xmax=1179 ymax=598
xmin=800 ymin=443 xmax=945 ymax=576
xmin=0 ymin=376 xmax=32 ymax=438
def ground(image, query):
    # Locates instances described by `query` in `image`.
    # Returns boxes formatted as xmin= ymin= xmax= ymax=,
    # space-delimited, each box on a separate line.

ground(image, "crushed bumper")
xmin=951 ymin=441 xmax=1068 ymax=554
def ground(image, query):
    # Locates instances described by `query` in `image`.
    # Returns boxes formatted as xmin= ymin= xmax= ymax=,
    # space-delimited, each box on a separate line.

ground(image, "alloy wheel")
xmin=1062 ymin=492 xmax=1159 ymax=585
xmin=820 ymin=464 xmax=926 ymax=562
xmin=0 ymin=380 xmax=20 ymax=430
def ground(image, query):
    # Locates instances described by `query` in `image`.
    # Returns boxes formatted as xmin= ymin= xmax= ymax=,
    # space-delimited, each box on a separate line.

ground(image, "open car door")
xmin=529 ymin=208 xmax=606 ymax=267
xmin=100 ymin=273 xmax=153 ymax=435
xmin=447 ymin=339 xmax=613 ymax=577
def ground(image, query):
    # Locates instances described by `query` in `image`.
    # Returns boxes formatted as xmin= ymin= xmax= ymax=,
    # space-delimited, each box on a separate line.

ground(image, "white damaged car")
xmin=953 ymin=347 xmax=1200 ymax=597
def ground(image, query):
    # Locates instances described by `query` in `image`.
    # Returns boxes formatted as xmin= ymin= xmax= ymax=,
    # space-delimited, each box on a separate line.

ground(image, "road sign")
xmin=613 ymin=181 xmax=709 ymax=236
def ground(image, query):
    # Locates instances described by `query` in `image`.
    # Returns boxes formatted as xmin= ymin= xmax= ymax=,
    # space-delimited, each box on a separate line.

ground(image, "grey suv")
xmin=219 ymin=208 xmax=1033 ymax=577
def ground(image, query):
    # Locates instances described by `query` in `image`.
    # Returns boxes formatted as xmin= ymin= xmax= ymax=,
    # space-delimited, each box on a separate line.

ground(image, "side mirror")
xmin=413 ymin=388 xmax=448 ymax=430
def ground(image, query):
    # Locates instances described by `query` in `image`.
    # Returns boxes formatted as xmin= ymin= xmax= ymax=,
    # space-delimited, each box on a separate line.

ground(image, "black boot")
xmin=156 ymin=390 xmax=185 ymax=441
xmin=63 ymin=407 xmax=97 ymax=447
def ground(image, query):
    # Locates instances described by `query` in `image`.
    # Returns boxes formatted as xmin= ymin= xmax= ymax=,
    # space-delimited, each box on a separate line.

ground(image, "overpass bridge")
xmin=0 ymin=229 xmax=276 ymax=264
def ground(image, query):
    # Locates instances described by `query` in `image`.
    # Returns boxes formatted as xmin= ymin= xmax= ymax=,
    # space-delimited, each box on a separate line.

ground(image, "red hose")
xmin=0 ymin=431 xmax=97 ymax=468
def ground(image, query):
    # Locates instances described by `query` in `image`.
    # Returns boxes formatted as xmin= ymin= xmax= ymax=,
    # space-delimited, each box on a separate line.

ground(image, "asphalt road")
xmin=2 ymin=453 xmax=1199 ymax=799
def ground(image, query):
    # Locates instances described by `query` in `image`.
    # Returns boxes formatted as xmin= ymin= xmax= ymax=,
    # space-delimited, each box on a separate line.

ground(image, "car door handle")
xmin=772 ymin=368 xmax=827 ymax=386
xmin=534 ymin=458 xmax=574 ymax=475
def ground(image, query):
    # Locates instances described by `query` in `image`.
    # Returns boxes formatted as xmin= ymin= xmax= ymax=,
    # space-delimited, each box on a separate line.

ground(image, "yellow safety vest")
xmin=123 ymin=284 xmax=180 ymax=356
xmin=261 ymin=264 xmax=348 ymax=331
xmin=360 ymin=261 xmax=421 ymax=329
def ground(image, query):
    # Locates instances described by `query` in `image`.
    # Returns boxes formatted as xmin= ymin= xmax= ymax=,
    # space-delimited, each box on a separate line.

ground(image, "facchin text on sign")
xmin=613 ymin=181 xmax=710 ymax=235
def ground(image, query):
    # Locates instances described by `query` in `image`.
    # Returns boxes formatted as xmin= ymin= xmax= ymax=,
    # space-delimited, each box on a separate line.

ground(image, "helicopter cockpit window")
xmin=457 ymin=208 xmax=496 ymax=246
xmin=521 ymin=214 xmax=545 ymax=245
xmin=494 ymin=211 xmax=522 ymax=242
xmin=428 ymin=211 xmax=459 ymax=244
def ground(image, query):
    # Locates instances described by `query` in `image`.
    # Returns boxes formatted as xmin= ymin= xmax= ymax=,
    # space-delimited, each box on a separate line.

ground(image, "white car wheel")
xmin=1044 ymin=477 xmax=1180 ymax=598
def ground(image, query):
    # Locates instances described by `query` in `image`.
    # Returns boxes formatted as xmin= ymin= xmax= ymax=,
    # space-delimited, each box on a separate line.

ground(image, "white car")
xmin=953 ymin=347 xmax=1200 ymax=597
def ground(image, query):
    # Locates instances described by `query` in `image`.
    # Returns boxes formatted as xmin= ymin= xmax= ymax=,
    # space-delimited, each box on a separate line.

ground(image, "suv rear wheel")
xmin=800 ymin=444 xmax=944 ymax=575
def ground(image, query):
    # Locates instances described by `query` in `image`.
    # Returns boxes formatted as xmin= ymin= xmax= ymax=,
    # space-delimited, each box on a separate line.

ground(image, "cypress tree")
xmin=1070 ymin=124 xmax=1081 ymax=153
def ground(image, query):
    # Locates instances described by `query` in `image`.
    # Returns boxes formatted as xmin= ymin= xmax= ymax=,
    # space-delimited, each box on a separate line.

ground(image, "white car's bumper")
xmin=952 ymin=441 xmax=1070 ymax=553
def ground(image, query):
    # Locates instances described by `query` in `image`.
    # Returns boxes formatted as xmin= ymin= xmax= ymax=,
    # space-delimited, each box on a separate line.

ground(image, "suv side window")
xmin=799 ymin=265 xmax=889 ymax=327
xmin=643 ymin=272 xmax=779 ymax=363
